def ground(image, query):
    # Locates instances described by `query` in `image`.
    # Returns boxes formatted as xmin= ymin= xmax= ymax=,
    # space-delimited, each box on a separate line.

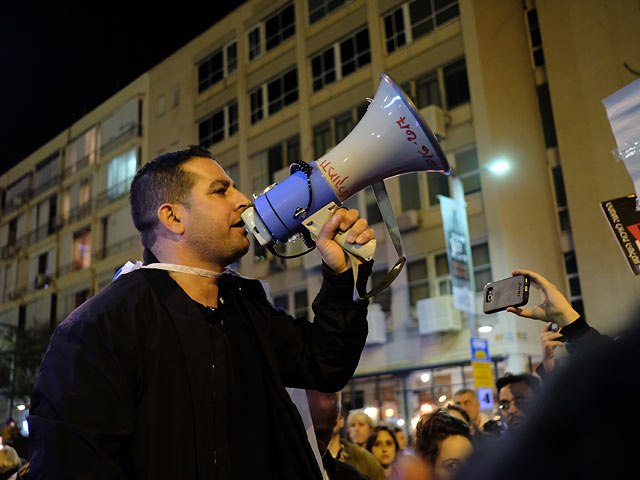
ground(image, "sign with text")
xmin=438 ymin=195 xmax=475 ymax=313
xmin=477 ymin=387 xmax=494 ymax=410
xmin=470 ymin=337 xmax=491 ymax=362
xmin=472 ymin=361 xmax=494 ymax=389
xmin=600 ymin=194 xmax=640 ymax=275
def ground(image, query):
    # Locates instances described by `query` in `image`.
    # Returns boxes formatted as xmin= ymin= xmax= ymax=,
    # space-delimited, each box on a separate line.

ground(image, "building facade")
xmin=1 ymin=0 xmax=638 ymax=428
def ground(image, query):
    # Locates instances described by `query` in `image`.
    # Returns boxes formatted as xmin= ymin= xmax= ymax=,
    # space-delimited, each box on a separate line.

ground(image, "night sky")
xmin=1 ymin=3 xmax=246 ymax=175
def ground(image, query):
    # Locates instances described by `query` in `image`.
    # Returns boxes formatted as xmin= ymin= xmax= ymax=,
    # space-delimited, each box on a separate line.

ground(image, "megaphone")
xmin=242 ymin=73 xmax=449 ymax=292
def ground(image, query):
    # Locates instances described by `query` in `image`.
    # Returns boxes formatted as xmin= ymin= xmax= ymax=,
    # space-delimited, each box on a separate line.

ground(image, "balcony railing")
xmin=100 ymin=124 xmax=141 ymax=155
xmin=4 ymin=189 xmax=33 ymax=214
xmin=28 ymin=273 xmax=54 ymax=293
xmin=57 ymin=259 xmax=90 ymax=278
xmin=28 ymin=217 xmax=62 ymax=244
xmin=95 ymin=178 xmax=132 ymax=209
xmin=63 ymin=153 xmax=94 ymax=179
xmin=6 ymin=286 xmax=27 ymax=301
xmin=94 ymin=234 xmax=140 ymax=261
xmin=33 ymin=175 xmax=60 ymax=198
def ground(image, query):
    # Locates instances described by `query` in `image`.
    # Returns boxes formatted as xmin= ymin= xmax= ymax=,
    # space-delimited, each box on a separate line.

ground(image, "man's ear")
xmin=157 ymin=203 xmax=186 ymax=235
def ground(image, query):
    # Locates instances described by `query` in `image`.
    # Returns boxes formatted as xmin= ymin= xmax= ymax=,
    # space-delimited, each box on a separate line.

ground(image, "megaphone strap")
xmin=350 ymin=180 xmax=407 ymax=301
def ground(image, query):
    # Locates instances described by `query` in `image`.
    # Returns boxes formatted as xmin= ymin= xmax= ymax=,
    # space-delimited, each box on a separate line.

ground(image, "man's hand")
xmin=315 ymin=208 xmax=375 ymax=274
xmin=540 ymin=322 xmax=565 ymax=372
xmin=506 ymin=269 xmax=580 ymax=327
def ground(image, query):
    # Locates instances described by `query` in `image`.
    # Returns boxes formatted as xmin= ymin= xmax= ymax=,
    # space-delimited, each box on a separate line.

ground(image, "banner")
xmin=438 ymin=195 xmax=475 ymax=313
xmin=600 ymin=194 xmax=640 ymax=275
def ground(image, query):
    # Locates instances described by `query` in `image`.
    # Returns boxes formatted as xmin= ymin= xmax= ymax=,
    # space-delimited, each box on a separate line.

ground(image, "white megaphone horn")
xmin=242 ymin=72 xmax=450 ymax=298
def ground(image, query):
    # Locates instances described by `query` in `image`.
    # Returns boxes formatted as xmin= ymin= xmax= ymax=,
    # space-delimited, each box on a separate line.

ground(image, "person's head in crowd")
xmin=496 ymin=373 xmax=541 ymax=431
xmin=453 ymin=388 xmax=481 ymax=425
xmin=366 ymin=426 xmax=399 ymax=475
xmin=445 ymin=404 xmax=474 ymax=432
xmin=0 ymin=445 xmax=21 ymax=476
xmin=347 ymin=410 xmax=374 ymax=448
xmin=306 ymin=390 xmax=340 ymax=456
xmin=415 ymin=409 xmax=473 ymax=480
xmin=392 ymin=426 xmax=408 ymax=451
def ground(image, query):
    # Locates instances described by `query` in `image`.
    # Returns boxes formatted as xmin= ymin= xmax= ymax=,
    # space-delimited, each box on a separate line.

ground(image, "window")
xmin=400 ymin=173 xmax=421 ymax=211
xmin=226 ymin=41 xmax=237 ymax=74
xmin=308 ymin=0 xmax=347 ymax=23
xmin=157 ymin=94 xmax=166 ymax=116
xmin=251 ymin=88 xmax=264 ymax=124
xmin=248 ymin=26 xmax=261 ymax=60
xmin=267 ymin=69 xmax=298 ymax=115
xmin=434 ymin=253 xmax=451 ymax=295
xmin=410 ymin=0 xmax=459 ymax=40
xmin=552 ymin=165 xmax=571 ymax=231
xmin=311 ymin=28 xmax=370 ymax=92
xmin=199 ymin=102 xmax=238 ymax=148
xmin=314 ymin=121 xmax=332 ymax=157
xmin=416 ymin=71 xmax=441 ymax=108
xmin=107 ymin=149 xmax=137 ymax=199
xmin=456 ymin=147 xmax=481 ymax=195
xmin=340 ymin=28 xmax=370 ymax=77
xmin=427 ymin=173 xmax=449 ymax=206
xmin=526 ymin=8 xmax=545 ymax=67
xmin=311 ymin=48 xmax=336 ymax=92
xmin=365 ymin=188 xmax=382 ymax=225
xmin=265 ymin=3 xmax=295 ymax=51
xmin=250 ymin=69 xmax=298 ymax=124
xmin=384 ymin=7 xmax=406 ymax=53
xmin=251 ymin=137 xmax=300 ymax=194
xmin=407 ymin=258 xmax=429 ymax=306
xmin=335 ymin=111 xmax=354 ymax=143
xmin=564 ymin=250 xmax=584 ymax=317
xmin=471 ymin=242 xmax=491 ymax=292
xmin=537 ymin=84 xmax=557 ymax=148
xmin=72 ymin=227 xmax=91 ymax=271
xmin=172 ymin=86 xmax=181 ymax=108
xmin=198 ymin=50 xmax=223 ymax=93
xmin=274 ymin=293 xmax=289 ymax=311
xmin=443 ymin=58 xmax=470 ymax=108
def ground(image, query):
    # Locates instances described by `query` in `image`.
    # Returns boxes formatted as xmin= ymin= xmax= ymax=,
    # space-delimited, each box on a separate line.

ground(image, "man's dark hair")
xmin=495 ymin=373 xmax=541 ymax=394
xmin=415 ymin=409 xmax=472 ymax=464
xmin=129 ymin=145 xmax=215 ymax=248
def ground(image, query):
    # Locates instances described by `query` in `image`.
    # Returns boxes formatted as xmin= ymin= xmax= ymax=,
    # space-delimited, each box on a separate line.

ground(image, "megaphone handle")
xmin=302 ymin=202 xmax=377 ymax=262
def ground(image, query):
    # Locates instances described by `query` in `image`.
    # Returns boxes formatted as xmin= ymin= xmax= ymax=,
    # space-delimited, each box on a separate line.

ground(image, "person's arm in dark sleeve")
xmin=559 ymin=316 xmax=611 ymax=353
xmin=28 ymin=309 xmax=137 ymax=480
xmin=263 ymin=259 xmax=372 ymax=392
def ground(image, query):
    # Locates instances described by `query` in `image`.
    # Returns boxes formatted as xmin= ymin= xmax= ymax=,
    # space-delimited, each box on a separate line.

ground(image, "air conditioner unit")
xmin=419 ymin=105 xmax=447 ymax=140
xmin=417 ymin=295 xmax=462 ymax=335
xmin=366 ymin=303 xmax=387 ymax=345
xmin=397 ymin=209 xmax=422 ymax=232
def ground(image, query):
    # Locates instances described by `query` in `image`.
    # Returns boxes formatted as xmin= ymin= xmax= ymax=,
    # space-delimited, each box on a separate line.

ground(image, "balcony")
xmin=63 ymin=152 xmax=94 ymax=179
xmin=95 ymin=178 xmax=132 ymax=209
xmin=33 ymin=175 xmax=60 ymax=198
xmin=28 ymin=273 xmax=54 ymax=293
xmin=6 ymin=286 xmax=27 ymax=301
xmin=66 ymin=202 xmax=92 ymax=226
xmin=100 ymin=124 xmax=141 ymax=155
xmin=28 ymin=217 xmax=62 ymax=244
xmin=0 ymin=234 xmax=28 ymax=260
xmin=4 ymin=189 xmax=33 ymax=215
xmin=94 ymin=234 xmax=140 ymax=261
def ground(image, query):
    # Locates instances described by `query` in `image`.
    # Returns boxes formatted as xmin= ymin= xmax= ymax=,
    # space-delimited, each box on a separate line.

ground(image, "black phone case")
xmin=483 ymin=275 xmax=529 ymax=314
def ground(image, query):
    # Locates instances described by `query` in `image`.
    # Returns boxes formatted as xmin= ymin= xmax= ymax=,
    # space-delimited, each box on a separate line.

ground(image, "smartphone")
xmin=483 ymin=275 xmax=530 ymax=314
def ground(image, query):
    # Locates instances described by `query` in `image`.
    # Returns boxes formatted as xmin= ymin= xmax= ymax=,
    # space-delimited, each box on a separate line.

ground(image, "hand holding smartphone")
xmin=483 ymin=274 xmax=530 ymax=314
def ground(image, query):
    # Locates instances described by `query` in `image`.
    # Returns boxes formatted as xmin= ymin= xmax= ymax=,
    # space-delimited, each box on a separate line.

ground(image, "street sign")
xmin=470 ymin=337 xmax=491 ymax=361
xmin=477 ymin=387 xmax=494 ymax=410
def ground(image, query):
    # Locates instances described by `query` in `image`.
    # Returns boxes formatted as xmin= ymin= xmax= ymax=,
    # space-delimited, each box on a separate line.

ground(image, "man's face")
xmin=498 ymin=381 xmax=534 ymax=431
xmin=348 ymin=418 xmax=371 ymax=446
xmin=180 ymin=157 xmax=250 ymax=269
xmin=454 ymin=392 xmax=480 ymax=423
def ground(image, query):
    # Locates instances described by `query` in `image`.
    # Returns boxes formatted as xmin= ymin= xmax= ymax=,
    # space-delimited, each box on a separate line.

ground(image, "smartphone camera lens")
xmin=486 ymin=287 xmax=493 ymax=303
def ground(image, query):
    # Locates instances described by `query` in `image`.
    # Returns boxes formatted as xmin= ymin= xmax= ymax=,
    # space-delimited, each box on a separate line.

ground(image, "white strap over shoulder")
xmin=113 ymin=261 xmax=230 ymax=281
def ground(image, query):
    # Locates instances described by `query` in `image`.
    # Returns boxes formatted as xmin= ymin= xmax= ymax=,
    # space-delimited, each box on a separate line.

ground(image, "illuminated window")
xmin=72 ymin=227 xmax=91 ymax=272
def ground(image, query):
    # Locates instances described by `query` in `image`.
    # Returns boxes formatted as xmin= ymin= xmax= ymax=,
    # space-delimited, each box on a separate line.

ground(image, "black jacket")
xmin=28 ymin=263 xmax=371 ymax=479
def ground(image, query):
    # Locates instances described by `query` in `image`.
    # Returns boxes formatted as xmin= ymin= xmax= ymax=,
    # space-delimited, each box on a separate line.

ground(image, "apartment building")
xmin=1 ymin=0 xmax=637 ymax=427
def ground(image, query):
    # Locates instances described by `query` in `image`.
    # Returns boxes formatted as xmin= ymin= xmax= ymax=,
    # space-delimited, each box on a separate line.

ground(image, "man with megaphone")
xmin=27 ymin=145 xmax=375 ymax=480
